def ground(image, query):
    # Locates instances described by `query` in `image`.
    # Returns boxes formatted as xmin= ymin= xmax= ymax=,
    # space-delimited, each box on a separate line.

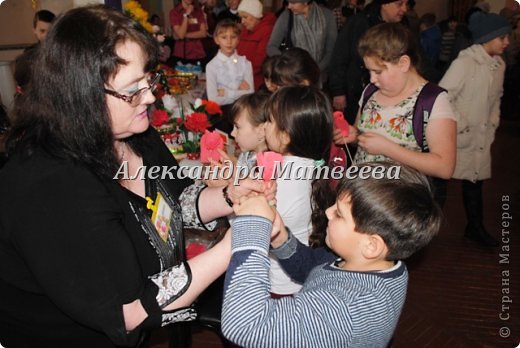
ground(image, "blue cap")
xmin=469 ymin=12 xmax=512 ymax=44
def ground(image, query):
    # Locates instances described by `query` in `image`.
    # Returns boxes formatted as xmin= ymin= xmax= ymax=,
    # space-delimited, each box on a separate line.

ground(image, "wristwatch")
xmin=183 ymin=13 xmax=189 ymax=18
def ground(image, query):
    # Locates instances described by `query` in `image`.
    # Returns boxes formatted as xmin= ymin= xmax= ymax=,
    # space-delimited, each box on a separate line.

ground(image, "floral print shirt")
xmin=354 ymin=84 xmax=425 ymax=164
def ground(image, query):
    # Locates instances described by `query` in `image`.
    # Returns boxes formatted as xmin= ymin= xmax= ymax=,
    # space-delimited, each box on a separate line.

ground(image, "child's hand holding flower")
xmin=333 ymin=111 xmax=358 ymax=145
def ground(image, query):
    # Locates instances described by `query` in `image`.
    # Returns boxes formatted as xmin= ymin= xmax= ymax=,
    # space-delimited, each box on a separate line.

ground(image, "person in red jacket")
xmin=236 ymin=0 xmax=276 ymax=90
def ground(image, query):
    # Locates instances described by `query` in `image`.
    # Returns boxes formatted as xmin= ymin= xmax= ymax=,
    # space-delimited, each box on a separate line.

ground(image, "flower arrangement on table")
xmin=151 ymin=92 xmax=223 ymax=160
xmin=154 ymin=64 xmax=198 ymax=97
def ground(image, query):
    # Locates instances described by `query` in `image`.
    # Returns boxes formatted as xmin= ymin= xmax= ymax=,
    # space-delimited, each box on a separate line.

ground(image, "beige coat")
xmin=439 ymin=44 xmax=504 ymax=182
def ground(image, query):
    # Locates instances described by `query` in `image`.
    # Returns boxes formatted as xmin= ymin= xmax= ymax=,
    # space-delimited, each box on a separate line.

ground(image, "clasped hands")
xmin=233 ymin=194 xmax=286 ymax=245
xmin=217 ymin=80 xmax=250 ymax=97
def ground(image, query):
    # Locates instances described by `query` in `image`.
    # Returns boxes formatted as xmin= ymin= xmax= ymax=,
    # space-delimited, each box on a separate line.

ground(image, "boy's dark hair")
xmin=231 ymin=90 xmax=270 ymax=126
xmin=271 ymin=47 xmax=320 ymax=88
xmin=266 ymin=86 xmax=334 ymax=247
xmin=337 ymin=162 xmax=441 ymax=260
xmin=33 ymin=10 xmax=56 ymax=28
xmin=214 ymin=18 xmax=241 ymax=36
xmin=9 ymin=5 xmax=158 ymax=179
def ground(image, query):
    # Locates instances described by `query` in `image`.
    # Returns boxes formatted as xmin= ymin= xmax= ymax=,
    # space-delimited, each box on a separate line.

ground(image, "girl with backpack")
xmin=337 ymin=23 xmax=456 ymax=190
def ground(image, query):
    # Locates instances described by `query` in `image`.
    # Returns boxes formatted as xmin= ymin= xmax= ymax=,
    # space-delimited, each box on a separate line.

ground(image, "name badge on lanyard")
xmin=147 ymin=193 xmax=173 ymax=242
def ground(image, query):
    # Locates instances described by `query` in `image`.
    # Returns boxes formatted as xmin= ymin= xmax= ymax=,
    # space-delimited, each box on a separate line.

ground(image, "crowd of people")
xmin=0 ymin=0 xmax=518 ymax=346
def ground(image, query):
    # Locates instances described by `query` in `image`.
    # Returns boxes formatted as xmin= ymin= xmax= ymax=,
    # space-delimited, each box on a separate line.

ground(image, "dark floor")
xmin=151 ymin=119 xmax=520 ymax=348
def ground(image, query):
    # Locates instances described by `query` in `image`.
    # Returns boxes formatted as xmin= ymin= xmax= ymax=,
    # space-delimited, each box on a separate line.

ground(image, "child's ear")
xmin=280 ymin=130 xmax=291 ymax=148
xmin=255 ymin=122 xmax=266 ymax=139
xmin=362 ymin=234 xmax=388 ymax=260
xmin=398 ymin=55 xmax=411 ymax=72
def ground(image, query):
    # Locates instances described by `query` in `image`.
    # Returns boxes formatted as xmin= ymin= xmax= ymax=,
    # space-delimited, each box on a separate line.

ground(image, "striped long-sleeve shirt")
xmin=222 ymin=216 xmax=408 ymax=348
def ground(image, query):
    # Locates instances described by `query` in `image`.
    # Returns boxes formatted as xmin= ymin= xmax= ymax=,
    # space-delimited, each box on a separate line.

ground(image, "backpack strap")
xmin=286 ymin=10 xmax=293 ymax=48
xmin=360 ymin=83 xmax=379 ymax=113
xmin=413 ymin=82 xmax=446 ymax=152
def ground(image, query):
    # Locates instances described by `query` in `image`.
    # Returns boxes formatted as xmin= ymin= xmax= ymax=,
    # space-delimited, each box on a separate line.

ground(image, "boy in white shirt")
xmin=206 ymin=19 xmax=254 ymax=106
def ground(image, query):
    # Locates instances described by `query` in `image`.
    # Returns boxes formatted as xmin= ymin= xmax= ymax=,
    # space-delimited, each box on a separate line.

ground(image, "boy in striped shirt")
xmin=222 ymin=162 xmax=441 ymax=347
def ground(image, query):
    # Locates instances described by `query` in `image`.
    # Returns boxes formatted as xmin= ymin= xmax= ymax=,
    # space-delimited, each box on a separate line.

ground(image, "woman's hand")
xmin=203 ymin=150 xmax=237 ymax=187
xmin=357 ymin=132 xmax=394 ymax=156
xmin=226 ymin=178 xmax=277 ymax=205
xmin=204 ymin=159 xmax=231 ymax=188
xmin=217 ymin=148 xmax=237 ymax=164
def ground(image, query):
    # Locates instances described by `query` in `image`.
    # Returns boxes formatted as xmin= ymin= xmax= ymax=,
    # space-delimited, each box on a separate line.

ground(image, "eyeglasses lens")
xmin=130 ymin=74 xmax=159 ymax=106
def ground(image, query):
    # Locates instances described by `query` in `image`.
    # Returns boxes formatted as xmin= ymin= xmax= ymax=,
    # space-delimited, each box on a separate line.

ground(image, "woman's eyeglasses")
xmin=104 ymin=73 xmax=160 ymax=107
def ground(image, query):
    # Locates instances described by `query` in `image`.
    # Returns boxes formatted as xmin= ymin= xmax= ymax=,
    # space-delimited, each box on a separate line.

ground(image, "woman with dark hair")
xmin=0 ymin=5 xmax=272 ymax=347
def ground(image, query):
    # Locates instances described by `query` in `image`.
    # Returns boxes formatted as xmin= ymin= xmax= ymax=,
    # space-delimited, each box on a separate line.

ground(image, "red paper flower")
xmin=185 ymin=242 xmax=207 ymax=260
xmin=333 ymin=111 xmax=350 ymax=137
xmin=184 ymin=112 xmax=210 ymax=133
xmin=256 ymin=151 xmax=283 ymax=181
xmin=151 ymin=109 xmax=170 ymax=127
xmin=200 ymin=130 xmax=225 ymax=163
xmin=202 ymin=99 xmax=222 ymax=116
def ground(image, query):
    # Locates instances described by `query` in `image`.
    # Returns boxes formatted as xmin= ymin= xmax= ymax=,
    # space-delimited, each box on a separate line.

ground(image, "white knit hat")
xmin=237 ymin=0 xmax=263 ymax=19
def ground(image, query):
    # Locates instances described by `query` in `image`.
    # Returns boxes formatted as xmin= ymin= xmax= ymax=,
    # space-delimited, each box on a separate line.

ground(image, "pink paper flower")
xmin=256 ymin=151 xmax=283 ymax=181
xmin=200 ymin=130 xmax=225 ymax=163
xmin=333 ymin=111 xmax=350 ymax=137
